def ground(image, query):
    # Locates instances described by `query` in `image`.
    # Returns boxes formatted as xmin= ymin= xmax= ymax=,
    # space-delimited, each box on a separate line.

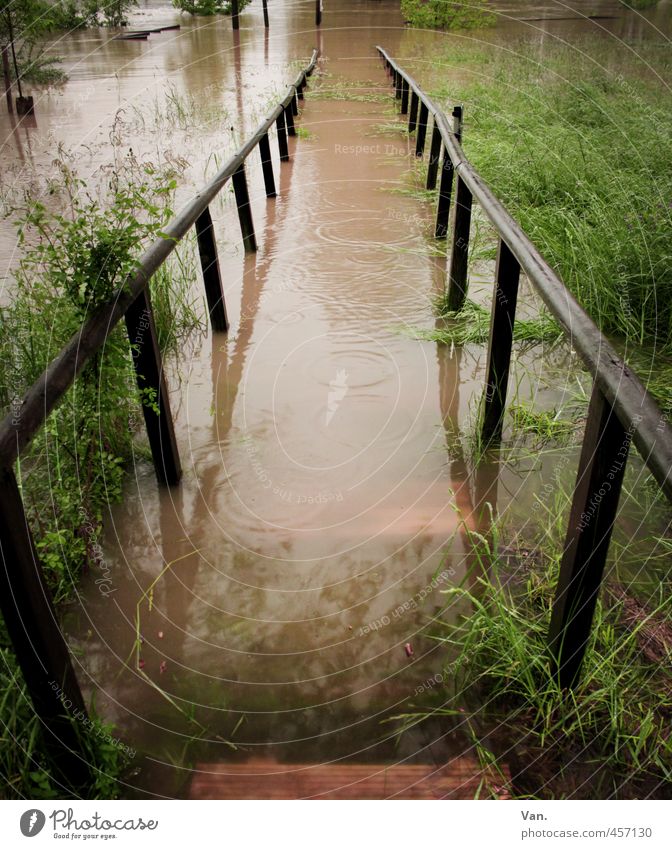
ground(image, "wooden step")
xmin=189 ymin=757 xmax=510 ymax=800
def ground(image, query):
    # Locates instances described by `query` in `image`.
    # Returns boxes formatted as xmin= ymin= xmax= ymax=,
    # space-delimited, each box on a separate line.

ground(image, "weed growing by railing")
xmin=0 ymin=152 xmax=204 ymax=797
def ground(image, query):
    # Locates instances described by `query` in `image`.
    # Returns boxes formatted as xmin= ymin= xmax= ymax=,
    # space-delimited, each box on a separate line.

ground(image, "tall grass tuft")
xmin=429 ymin=512 xmax=672 ymax=798
xmin=425 ymin=39 xmax=672 ymax=349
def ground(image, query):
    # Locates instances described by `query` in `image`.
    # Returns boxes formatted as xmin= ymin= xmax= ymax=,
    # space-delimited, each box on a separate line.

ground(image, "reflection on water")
xmin=3 ymin=0 xmax=670 ymax=797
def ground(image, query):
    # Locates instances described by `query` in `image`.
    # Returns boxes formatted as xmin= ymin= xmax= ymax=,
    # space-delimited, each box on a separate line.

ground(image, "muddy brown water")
xmin=1 ymin=1 xmax=671 ymax=797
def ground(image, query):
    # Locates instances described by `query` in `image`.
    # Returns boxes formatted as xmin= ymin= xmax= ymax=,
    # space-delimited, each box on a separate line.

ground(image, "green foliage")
xmin=172 ymin=0 xmax=251 ymax=16
xmin=508 ymin=403 xmax=575 ymax=446
xmin=400 ymin=0 xmax=494 ymax=30
xmin=0 ymin=651 xmax=132 ymax=798
xmin=46 ymin=0 xmax=137 ymax=28
xmin=620 ymin=0 xmax=660 ymax=8
xmin=0 ymin=153 xmax=203 ymax=796
xmin=404 ymin=297 xmax=561 ymax=346
xmin=427 ymin=39 xmax=672 ymax=348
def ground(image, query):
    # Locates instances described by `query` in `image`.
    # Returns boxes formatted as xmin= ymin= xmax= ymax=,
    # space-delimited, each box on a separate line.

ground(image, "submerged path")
xmin=71 ymin=25 xmax=505 ymax=799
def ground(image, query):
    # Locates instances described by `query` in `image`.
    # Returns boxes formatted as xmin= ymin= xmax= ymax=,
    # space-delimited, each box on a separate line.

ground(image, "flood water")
xmin=1 ymin=1 xmax=671 ymax=797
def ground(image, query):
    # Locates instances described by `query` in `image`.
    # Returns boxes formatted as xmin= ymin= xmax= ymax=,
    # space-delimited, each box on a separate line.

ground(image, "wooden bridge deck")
xmin=189 ymin=757 xmax=510 ymax=800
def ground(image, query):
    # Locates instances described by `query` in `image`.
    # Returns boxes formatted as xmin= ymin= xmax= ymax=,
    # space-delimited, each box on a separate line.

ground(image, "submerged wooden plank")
xmin=189 ymin=758 xmax=510 ymax=799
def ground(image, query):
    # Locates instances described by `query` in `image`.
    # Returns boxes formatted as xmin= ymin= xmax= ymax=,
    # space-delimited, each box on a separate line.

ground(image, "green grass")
xmin=312 ymin=79 xmax=391 ymax=104
xmin=401 ymin=507 xmax=672 ymax=798
xmin=508 ymin=403 xmax=575 ymax=446
xmin=404 ymin=297 xmax=562 ymax=346
xmin=417 ymin=38 xmax=672 ymax=350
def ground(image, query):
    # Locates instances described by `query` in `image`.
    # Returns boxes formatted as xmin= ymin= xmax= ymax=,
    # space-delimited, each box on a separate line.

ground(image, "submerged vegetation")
xmin=407 ymin=295 xmax=561 ymax=346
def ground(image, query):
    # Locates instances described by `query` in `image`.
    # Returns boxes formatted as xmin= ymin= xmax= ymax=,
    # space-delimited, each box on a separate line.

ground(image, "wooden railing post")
xmin=445 ymin=106 xmax=470 ymax=310
xmin=481 ymin=240 xmax=520 ymax=443
xmin=258 ymin=132 xmax=277 ymax=197
xmin=231 ymin=0 xmax=239 ymax=30
xmin=401 ymin=79 xmax=409 ymax=115
xmin=125 ymin=289 xmax=182 ymax=486
xmin=548 ymin=387 xmax=631 ymax=688
xmin=445 ymin=176 xmax=473 ymax=311
xmin=316 ymin=0 xmax=322 ymax=26
xmin=0 ymin=465 xmax=92 ymax=789
xmin=408 ymin=91 xmax=419 ymax=133
xmin=395 ymin=71 xmax=402 ymax=100
xmin=453 ymin=103 xmax=463 ymax=143
xmin=195 ymin=207 xmax=229 ymax=332
xmin=435 ymin=147 xmax=454 ymax=238
xmin=284 ymin=102 xmax=296 ymax=136
xmin=415 ymin=102 xmax=429 ymax=157
xmin=262 ymin=0 xmax=269 ymax=28
xmin=276 ymin=110 xmax=289 ymax=161
xmin=2 ymin=46 xmax=13 ymax=115
xmin=232 ymin=163 xmax=257 ymax=253
xmin=426 ymin=122 xmax=442 ymax=190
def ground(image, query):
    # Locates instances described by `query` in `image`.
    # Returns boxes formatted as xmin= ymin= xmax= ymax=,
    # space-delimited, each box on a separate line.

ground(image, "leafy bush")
xmin=172 ymin=0 xmax=251 ymax=16
xmin=400 ymin=0 xmax=494 ymax=30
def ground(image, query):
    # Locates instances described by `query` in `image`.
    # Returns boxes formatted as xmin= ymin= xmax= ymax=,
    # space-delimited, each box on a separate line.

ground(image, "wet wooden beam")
xmin=408 ymin=91 xmax=419 ymax=133
xmin=276 ymin=110 xmax=289 ymax=161
xmin=481 ymin=240 xmax=520 ymax=443
xmin=401 ymin=80 xmax=409 ymax=115
xmin=258 ymin=132 xmax=276 ymax=198
xmin=190 ymin=757 xmax=510 ymax=799
xmin=445 ymin=176 xmax=473 ymax=311
xmin=548 ymin=386 xmax=631 ymax=688
xmin=262 ymin=0 xmax=269 ymax=28
xmin=232 ymin=164 xmax=257 ymax=253
xmin=231 ymin=0 xmax=239 ymax=30
xmin=284 ymin=102 xmax=296 ymax=136
xmin=195 ymin=207 xmax=229 ymax=332
xmin=434 ymin=148 xmax=454 ymax=239
xmin=426 ymin=122 xmax=442 ymax=190
xmin=2 ymin=46 xmax=13 ymax=114
xmin=125 ymin=289 xmax=182 ymax=485
xmin=316 ymin=0 xmax=322 ymax=26
xmin=0 ymin=466 xmax=92 ymax=789
xmin=415 ymin=102 xmax=429 ymax=157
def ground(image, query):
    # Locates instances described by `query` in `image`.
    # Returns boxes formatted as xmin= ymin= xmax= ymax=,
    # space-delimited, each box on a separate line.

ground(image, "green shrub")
xmin=172 ymin=0 xmax=251 ymax=16
xmin=400 ymin=0 xmax=494 ymax=30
